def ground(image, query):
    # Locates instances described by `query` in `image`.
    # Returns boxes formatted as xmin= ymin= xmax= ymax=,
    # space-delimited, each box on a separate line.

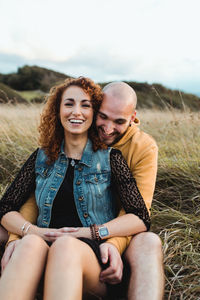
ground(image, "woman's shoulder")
xmin=35 ymin=148 xmax=49 ymax=165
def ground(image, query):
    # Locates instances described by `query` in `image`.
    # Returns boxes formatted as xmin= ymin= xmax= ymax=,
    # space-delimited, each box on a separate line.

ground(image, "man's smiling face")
xmin=96 ymin=92 xmax=136 ymax=146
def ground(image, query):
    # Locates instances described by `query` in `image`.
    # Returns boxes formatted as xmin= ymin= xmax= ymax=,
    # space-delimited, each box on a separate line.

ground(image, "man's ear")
xmin=130 ymin=110 xmax=137 ymax=123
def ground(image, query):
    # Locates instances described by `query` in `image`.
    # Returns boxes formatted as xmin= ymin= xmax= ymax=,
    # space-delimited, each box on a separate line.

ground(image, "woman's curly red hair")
xmin=38 ymin=77 xmax=107 ymax=163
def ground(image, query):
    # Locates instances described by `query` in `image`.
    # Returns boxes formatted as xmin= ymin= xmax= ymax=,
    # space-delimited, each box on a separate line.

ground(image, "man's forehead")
xmin=100 ymin=93 xmax=133 ymax=117
xmin=99 ymin=103 xmax=131 ymax=122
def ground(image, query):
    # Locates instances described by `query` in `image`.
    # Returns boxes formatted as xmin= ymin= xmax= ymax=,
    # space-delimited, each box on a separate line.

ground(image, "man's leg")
xmin=124 ymin=232 xmax=164 ymax=300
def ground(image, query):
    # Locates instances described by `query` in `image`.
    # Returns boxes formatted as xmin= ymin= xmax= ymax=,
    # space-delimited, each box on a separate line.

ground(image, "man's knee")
xmin=124 ymin=232 xmax=163 ymax=264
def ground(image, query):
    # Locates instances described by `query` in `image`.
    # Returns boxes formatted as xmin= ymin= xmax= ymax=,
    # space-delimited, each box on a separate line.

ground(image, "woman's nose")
xmin=72 ymin=105 xmax=81 ymax=115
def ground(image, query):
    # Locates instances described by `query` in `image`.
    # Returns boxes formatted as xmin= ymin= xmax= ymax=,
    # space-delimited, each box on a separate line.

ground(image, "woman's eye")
xmin=65 ymin=103 xmax=73 ymax=106
xmin=82 ymin=104 xmax=91 ymax=108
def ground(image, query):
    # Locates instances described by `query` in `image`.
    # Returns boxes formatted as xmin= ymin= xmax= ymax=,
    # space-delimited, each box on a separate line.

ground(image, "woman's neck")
xmin=64 ymin=133 xmax=88 ymax=160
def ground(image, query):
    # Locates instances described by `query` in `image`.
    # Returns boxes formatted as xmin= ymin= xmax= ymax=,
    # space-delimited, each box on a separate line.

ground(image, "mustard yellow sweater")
xmin=8 ymin=118 xmax=158 ymax=254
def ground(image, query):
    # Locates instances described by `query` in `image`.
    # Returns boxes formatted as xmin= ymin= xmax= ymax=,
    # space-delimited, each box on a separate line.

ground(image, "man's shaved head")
xmin=96 ymin=81 xmax=137 ymax=145
xmin=103 ymin=82 xmax=137 ymax=111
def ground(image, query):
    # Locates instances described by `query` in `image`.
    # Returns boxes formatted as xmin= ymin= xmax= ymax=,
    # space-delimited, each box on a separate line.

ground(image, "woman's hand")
xmin=28 ymin=225 xmax=80 ymax=242
xmin=43 ymin=227 xmax=91 ymax=242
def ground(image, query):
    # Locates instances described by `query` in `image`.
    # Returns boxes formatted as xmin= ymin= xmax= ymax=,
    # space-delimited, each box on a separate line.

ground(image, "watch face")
xmin=99 ymin=226 xmax=109 ymax=238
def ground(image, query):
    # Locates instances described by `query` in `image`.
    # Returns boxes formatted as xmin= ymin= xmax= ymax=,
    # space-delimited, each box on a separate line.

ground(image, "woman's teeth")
xmin=69 ymin=119 xmax=84 ymax=124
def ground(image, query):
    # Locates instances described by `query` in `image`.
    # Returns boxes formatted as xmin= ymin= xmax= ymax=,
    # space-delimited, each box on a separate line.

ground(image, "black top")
xmin=0 ymin=148 xmax=150 ymax=230
xmin=49 ymin=158 xmax=82 ymax=228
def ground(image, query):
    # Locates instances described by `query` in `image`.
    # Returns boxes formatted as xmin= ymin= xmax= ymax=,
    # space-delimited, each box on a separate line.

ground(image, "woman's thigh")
xmin=48 ymin=236 xmax=107 ymax=297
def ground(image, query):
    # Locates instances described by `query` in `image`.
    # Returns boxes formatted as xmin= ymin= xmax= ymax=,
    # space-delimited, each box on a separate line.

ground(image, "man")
xmin=96 ymin=82 xmax=164 ymax=300
xmin=1 ymin=82 xmax=164 ymax=299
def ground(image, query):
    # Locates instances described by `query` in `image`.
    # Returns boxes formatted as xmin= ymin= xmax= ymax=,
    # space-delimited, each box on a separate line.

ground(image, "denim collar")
xmin=60 ymin=139 xmax=93 ymax=168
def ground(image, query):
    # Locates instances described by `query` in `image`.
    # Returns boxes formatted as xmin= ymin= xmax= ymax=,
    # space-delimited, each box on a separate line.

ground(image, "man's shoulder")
xmin=128 ymin=125 xmax=158 ymax=150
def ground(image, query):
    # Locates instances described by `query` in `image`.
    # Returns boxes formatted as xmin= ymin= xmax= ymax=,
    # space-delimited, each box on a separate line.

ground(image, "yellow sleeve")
xmin=7 ymin=193 xmax=38 ymax=245
xmin=131 ymin=144 xmax=158 ymax=211
xmin=106 ymin=208 xmax=132 ymax=255
xmin=106 ymin=142 xmax=158 ymax=254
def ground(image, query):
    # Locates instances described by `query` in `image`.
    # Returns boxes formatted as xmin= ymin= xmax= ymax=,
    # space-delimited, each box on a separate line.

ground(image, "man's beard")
xmin=99 ymin=125 xmax=130 ymax=146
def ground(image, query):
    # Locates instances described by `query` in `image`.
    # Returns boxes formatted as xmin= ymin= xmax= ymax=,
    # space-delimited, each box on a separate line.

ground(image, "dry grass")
xmin=138 ymin=109 xmax=200 ymax=299
xmin=0 ymin=104 xmax=200 ymax=299
xmin=0 ymin=104 xmax=42 ymax=189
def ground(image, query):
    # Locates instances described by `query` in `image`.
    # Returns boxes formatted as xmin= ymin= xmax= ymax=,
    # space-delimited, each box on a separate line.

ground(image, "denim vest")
xmin=35 ymin=139 xmax=116 ymax=228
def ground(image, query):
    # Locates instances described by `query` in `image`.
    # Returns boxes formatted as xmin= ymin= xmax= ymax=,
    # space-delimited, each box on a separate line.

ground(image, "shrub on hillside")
xmin=0 ymin=65 xmax=69 ymax=92
xmin=0 ymin=83 xmax=27 ymax=104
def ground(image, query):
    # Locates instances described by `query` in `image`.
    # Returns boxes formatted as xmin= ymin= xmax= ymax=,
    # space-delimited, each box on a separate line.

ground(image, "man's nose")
xmin=104 ymin=122 xmax=114 ymax=134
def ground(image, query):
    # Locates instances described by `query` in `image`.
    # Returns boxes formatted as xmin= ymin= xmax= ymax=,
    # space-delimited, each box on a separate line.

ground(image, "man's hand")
xmin=1 ymin=240 xmax=20 ymax=273
xmin=99 ymin=242 xmax=123 ymax=284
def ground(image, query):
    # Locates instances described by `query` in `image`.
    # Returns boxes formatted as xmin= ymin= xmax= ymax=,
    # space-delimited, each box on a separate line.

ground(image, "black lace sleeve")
xmin=110 ymin=148 xmax=150 ymax=231
xmin=0 ymin=149 xmax=38 ymax=221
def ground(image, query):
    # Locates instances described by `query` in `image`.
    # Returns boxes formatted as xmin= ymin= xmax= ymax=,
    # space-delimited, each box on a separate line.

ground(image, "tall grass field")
xmin=0 ymin=104 xmax=200 ymax=299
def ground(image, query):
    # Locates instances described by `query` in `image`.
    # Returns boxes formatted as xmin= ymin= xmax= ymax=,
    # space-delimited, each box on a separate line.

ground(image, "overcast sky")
xmin=0 ymin=0 xmax=200 ymax=95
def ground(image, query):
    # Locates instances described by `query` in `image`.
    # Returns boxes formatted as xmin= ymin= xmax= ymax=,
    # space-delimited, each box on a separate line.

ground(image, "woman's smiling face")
xmin=59 ymin=86 xmax=94 ymax=137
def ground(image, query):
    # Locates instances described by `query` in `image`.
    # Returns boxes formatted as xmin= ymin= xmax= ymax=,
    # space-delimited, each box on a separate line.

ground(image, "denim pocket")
xmin=84 ymin=172 xmax=110 ymax=199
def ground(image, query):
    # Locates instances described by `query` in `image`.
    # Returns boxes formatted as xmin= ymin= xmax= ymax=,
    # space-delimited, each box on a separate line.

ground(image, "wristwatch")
xmin=98 ymin=226 xmax=109 ymax=239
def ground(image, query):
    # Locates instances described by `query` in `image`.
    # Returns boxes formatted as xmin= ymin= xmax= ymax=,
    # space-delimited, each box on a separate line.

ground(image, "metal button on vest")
xmin=78 ymin=167 xmax=83 ymax=171
xmin=94 ymin=177 xmax=98 ymax=182
xmin=76 ymin=180 xmax=81 ymax=185
xmin=78 ymin=196 xmax=84 ymax=201
xmin=83 ymin=213 xmax=89 ymax=218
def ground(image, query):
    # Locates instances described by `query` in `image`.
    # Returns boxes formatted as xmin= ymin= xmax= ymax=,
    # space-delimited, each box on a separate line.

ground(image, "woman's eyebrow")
xmin=64 ymin=98 xmax=74 ymax=101
xmin=81 ymin=99 xmax=91 ymax=102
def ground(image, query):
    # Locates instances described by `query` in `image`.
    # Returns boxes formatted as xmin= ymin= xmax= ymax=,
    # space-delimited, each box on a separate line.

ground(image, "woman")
xmin=0 ymin=77 xmax=150 ymax=300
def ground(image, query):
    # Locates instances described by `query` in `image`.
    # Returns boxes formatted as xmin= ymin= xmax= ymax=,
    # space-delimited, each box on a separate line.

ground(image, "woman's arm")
xmin=44 ymin=212 xmax=146 ymax=241
xmin=0 ymin=149 xmax=38 ymax=221
xmin=6 ymin=194 xmax=39 ymax=245
xmin=1 ymin=211 xmax=79 ymax=242
xmin=109 ymin=148 xmax=150 ymax=230
xmin=2 ymin=211 xmax=54 ymax=240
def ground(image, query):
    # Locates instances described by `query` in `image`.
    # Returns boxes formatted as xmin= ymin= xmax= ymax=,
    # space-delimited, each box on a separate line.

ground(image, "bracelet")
xmin=94 ymin=224 xmax=101 ymax=241
xmin=24 ymin=224 xmax=31 ymax=235
xmin=21 ymin=221 xmax=29 ymax=236
xmin=90 ymin=224 xmax=96 ymax=240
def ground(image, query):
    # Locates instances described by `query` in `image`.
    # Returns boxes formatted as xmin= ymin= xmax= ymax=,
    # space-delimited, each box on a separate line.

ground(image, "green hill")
xmin=0 ymin=65 xmax=200 ymax=110
xmin=0 ymin=65 xmax=69 ymax=92
xmin=0 ymin=82 xmax=27 ymax=104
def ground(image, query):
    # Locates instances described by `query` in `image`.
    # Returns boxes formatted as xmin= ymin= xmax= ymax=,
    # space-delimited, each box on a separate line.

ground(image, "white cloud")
xmin=0 ymin=0 xmax=199 ymax=95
